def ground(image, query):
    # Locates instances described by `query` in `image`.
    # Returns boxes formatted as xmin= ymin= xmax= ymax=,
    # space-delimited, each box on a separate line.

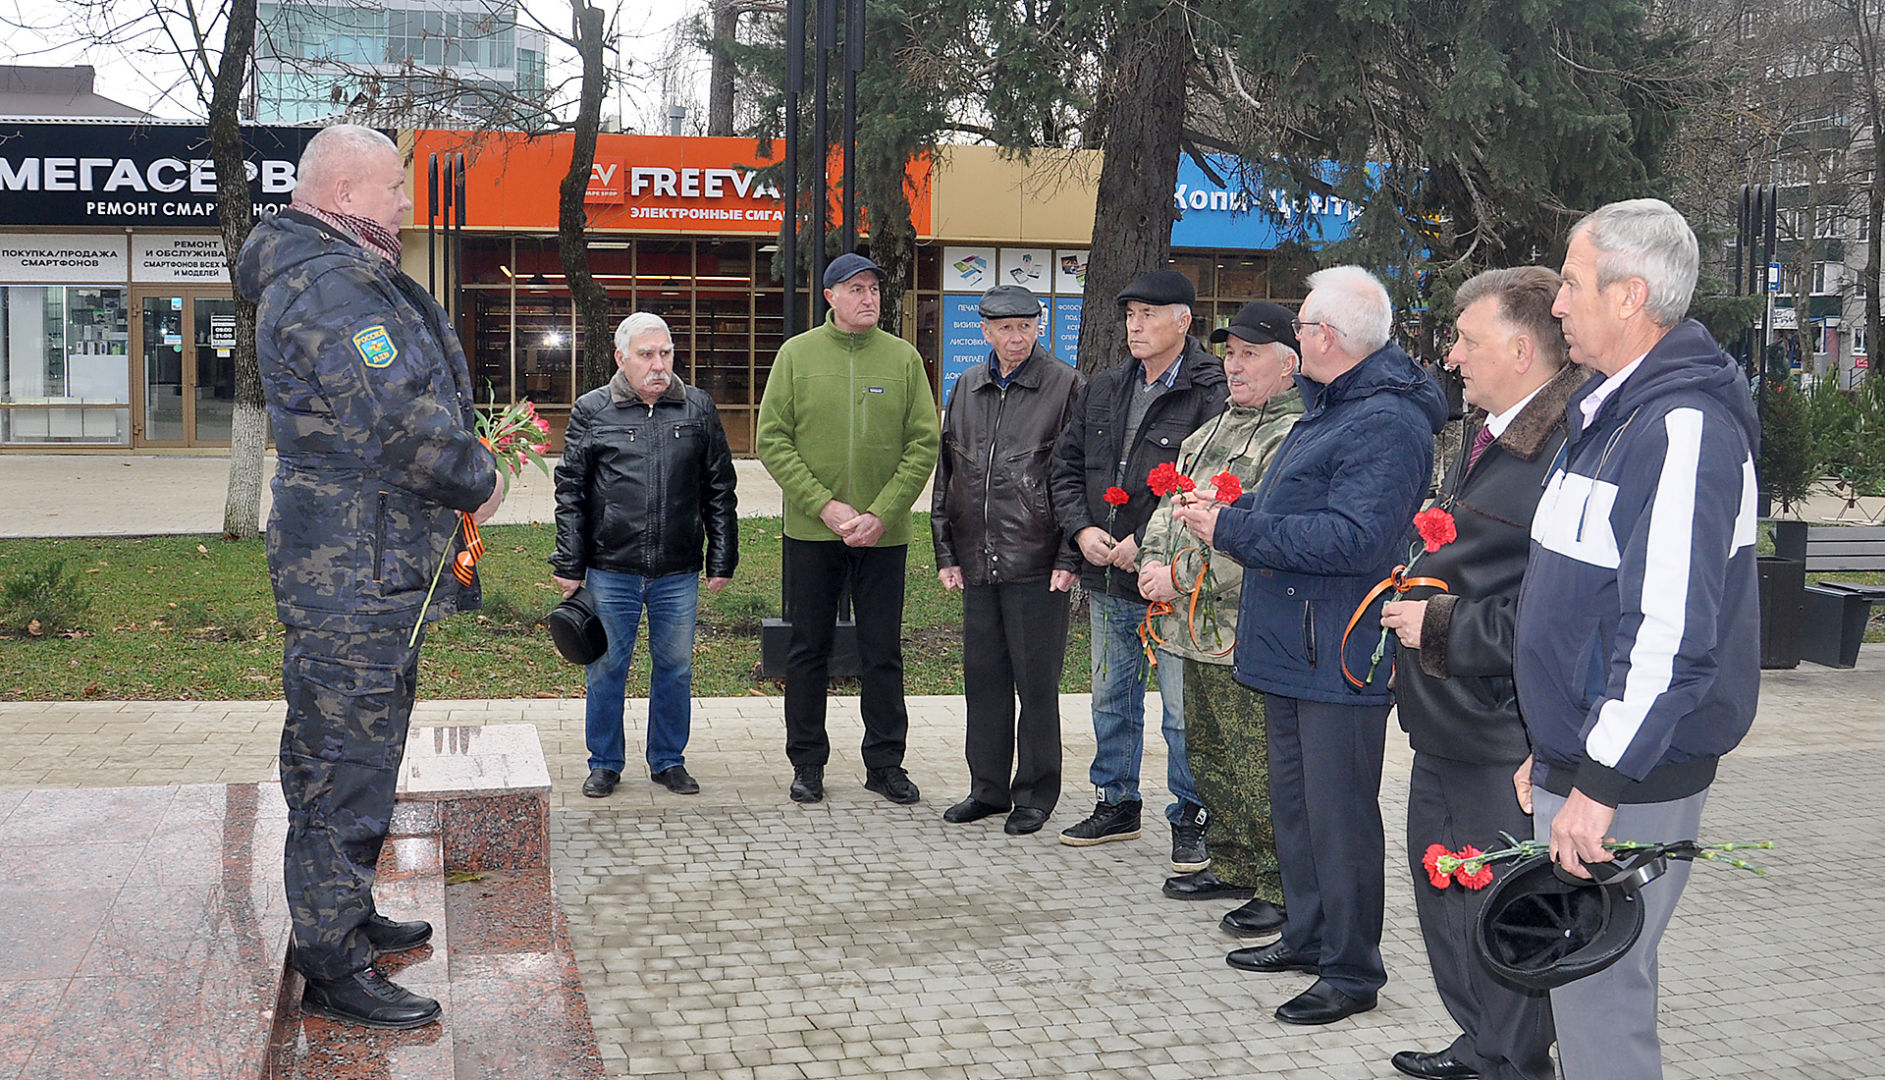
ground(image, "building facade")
xmin=253 ymin=0 xmax=546 ymax=124
xmin=0 ymin=121 xmax=1364 ymax=453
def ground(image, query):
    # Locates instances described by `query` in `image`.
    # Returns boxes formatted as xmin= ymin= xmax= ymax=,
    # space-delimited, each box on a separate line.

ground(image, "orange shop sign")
xmin=411 ymin=130 xmax=930 ymax=236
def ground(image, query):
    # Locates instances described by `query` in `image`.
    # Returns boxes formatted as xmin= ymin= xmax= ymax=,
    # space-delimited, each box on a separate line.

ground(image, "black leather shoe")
xmin=789 ymin=765 xmax=825 ymax=804
xmin=1274 ymin=979 xmax=1376 ymax=1025
xmin=1162 ymin=869 xmax=1257 ymax=901
xmin=362 ymin=913 xmax=433 ymax=955
xmin=1391 ymin=1049 xmax=1481 ymax=1080
xmin=651 ymin=765 xmax=700 ymax=794
xmin=301 ymin=965 xmax=442 ymax=1029
xmin=1226 ymin=940 xmax=1320 ymax=974
xmin=943 ymin=797 xmax=1006 ymax=823
xmin=864 ymin=766 xmax=921 ymax=805
xmin=1220 ymin=897 xmax=1287 ymax=938
xmin=1004 ymin=807 xmax=1049 ymax=835
xmin=581 ymin=768 xmax=620 ymax=798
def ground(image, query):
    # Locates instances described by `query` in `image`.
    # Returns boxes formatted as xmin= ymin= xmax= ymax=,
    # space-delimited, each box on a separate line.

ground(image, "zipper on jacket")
xmin=372 ymin=491 xmax=388 ymax=583
xmin=848 ymin=330 xmax=859 ymax=516
xmin=1302 ymin=599 xmax=1317 ymax=666
xmin=981 ymin=384 xmax=1009 ymax=579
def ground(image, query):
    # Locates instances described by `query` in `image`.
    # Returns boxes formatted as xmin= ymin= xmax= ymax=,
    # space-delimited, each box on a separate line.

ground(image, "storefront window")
xmin=0 ymin=286 xmax=131 ymax=445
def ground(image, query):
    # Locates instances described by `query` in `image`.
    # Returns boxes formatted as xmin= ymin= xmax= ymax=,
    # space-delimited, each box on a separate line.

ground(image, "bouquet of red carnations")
xmin=479 ymin=398 xmax=553 ymax=491
xmin=407 ymin=399 xmax=554 ymax=646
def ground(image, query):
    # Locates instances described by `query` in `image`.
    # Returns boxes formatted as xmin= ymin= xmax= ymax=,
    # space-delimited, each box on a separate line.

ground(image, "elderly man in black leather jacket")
xmin=552 ymin=312 xmax=738 ymax=799
xmin=931 ymin=285 xmax=1085 ymax=836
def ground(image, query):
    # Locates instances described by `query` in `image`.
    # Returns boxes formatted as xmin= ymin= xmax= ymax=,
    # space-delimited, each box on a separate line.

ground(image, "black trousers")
xmin=1265 ymin=693 xmax=1389 ymax=997
xmin=783 ymin=539 xmax=910 ymax=770
xmin=279 ymin=625 xmax=422 ymax=981
xmin=1407 ymin=753 xmax=1556 ymax=1080
xmin=961 ymin=579 xmax=1070 ymax=813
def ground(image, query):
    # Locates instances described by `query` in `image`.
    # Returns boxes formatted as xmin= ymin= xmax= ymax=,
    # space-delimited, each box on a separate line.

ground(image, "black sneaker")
xmin=361 ymin=913 xmax=432 ymax=955
xmin=1171 ymin=802 xmax=1210 ymax=873
xmin=864 ymin=766 xmax=921 ymax=805
xmin=789 ymin=765 xmax=825 ymax=803
xmin=1058 ymin=797 xmax=1142 ymax=846
xmin=301 ymin=965 xmax=441 ymax=1029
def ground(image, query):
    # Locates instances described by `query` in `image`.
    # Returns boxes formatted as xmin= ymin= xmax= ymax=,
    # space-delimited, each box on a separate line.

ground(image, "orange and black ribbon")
xmin=1340 ymin=564 xmax=1449 ymax=690
xmin=451 ymin=513 xmax=485 ymax=586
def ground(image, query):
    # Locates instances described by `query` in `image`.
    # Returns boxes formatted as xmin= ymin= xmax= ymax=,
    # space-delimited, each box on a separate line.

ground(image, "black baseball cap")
xmin=1210 ymin=300 xmax=1300 ymax=354
xmin=822 ymin=252 xmax=886 ymax=289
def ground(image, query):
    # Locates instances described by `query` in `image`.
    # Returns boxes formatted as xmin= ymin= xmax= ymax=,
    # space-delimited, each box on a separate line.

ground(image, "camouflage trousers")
xmin=279 ymin=625 xmax=422 ymax=981
xmin=1182 ymin=660 xmax=1282 ymax=902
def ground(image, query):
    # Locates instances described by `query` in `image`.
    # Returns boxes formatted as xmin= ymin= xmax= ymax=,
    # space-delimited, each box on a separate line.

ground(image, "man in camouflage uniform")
xmin=1138 ymin=302 xmax=1303 ymax=939
xmin=235 ymin=125 xmax=502 ymax=1030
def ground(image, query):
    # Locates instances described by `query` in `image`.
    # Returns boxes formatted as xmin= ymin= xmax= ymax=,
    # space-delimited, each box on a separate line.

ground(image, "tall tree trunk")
xmin=561 ymin=1 xmax=615 ymax=396
xmin=862 ymin=152 xmax=916 ymax=332
xmin=1075 ymin=8 xmax=1188 ymax=376
xmin=212 ymin=0 xmax=265 ymax=540
xmin=706 ymin=0 xmax=740 ymax=137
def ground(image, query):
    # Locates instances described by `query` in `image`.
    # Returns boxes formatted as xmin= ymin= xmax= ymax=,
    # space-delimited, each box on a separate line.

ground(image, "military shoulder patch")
xmin=353 ymin=325 xmax=398 ymax=368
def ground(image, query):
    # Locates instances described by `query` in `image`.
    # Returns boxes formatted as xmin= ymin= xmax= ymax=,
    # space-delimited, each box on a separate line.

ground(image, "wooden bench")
xmin=1773 ymin=523 xmax=1885 ymax=668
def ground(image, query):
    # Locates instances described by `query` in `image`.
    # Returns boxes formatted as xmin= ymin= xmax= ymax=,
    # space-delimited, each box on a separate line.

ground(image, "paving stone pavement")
xmin=1 ymin=657 xmax=1882 ymax=1078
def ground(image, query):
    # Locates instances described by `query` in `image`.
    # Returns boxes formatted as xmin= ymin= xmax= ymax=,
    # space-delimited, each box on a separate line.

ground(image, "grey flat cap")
xmin=979 ymin=284 xmax=1042 ymax=320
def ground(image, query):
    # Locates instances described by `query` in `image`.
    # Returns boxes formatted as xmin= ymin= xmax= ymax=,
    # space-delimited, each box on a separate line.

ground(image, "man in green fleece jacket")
xmin=756 ymin=252 xmax=942 ymax=806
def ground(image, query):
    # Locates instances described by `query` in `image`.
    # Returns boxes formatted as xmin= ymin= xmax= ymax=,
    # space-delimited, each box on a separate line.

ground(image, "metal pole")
xmin=842 ymin=0 xmax=861 ymax=253
xmin=428 ymin=153 xmax=438 ymax=298
xmin=441 ymin=156 xmax=455 ymax=324
xmin=454 ymin=153 xmax=467 ymax=333
xmin=811 ymin=0 xmax=833 ymax=323
xmin=783 ymin=0 xmax=804 ymax=340
xmin=1763 ymin=183 xmax=1779 ymax=354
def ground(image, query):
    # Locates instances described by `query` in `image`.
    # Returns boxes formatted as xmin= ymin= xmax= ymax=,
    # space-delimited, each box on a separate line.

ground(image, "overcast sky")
xmin=0 ymin=0 xmax=707 ymax=131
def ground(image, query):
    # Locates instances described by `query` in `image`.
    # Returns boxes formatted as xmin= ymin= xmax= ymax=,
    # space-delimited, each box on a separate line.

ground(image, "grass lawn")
xmin=0 ymin=515 xmax=1120 ymax=702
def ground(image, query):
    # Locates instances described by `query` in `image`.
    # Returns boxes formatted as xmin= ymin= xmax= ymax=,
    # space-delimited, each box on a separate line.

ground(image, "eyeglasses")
xmin=1291 ymin=318 xmax=1345 ymax=338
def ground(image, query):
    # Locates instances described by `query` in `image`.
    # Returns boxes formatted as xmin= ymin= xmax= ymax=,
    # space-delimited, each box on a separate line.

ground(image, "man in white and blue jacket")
xmin=1513 ymin=199 xmax=1759 ymax=1080
xmin=1175 ymin=266 xmax=1448 ymax=1027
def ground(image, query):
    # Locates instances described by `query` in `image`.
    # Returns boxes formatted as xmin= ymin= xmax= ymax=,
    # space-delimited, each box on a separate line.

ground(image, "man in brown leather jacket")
xmin=931 ymin=284 xmax=1084 ymax=836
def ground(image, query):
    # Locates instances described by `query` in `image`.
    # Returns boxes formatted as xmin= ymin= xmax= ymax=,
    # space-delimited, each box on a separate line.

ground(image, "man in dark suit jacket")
xmin=1379 ymin=267 xmax=1589 ymax=1080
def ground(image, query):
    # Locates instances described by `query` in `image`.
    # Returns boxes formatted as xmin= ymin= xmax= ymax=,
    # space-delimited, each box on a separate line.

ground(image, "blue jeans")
xmin=1088 ymin=592 xmax=1195 ymax=823
xmin=584 ymin=568 xmax=699 ymax=774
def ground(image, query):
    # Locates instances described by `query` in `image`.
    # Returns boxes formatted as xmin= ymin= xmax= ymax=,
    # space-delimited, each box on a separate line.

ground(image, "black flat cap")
xmin=1115 ymin=269 xmax=1196 ymax=308
xmin=979 ymin=284 xmax=1042 ymax=320
xmin=823 ymin=252 xmax=886 ymax=288
xmin=1210 ymin=300 xmax=1299 ymax=353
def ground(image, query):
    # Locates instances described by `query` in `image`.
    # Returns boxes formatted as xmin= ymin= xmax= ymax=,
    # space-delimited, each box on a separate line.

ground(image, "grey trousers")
xmin=1532 ymin=784 xmax=1710 ymax=1080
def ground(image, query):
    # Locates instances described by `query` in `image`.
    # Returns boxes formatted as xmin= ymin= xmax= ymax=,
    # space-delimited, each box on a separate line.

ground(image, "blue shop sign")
xmin=1170 ymin=156 xmax=1376 ymax=251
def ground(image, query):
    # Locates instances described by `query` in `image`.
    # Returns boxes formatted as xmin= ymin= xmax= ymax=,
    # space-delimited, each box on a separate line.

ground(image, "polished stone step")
xmin=0 ymin=782 xmax=292 ymax=1079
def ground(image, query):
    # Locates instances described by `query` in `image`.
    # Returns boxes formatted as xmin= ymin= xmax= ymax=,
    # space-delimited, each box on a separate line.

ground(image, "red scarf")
xmin=293 ymin=202 xmax=403 ymax=266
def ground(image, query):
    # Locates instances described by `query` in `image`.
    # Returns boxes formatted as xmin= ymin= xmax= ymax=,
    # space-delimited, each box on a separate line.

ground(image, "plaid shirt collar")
xmin=293 ymin=202 xmax=402 ymax=266
xmin=1139 ymin=351 xmax=1183 ymax=389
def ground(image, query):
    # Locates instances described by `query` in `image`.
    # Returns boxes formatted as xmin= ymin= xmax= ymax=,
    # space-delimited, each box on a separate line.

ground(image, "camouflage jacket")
xmin=1139 ymin=387 xmax=1303 ymax=663
xmin=235 ymin=208 xmax=496 ymax=633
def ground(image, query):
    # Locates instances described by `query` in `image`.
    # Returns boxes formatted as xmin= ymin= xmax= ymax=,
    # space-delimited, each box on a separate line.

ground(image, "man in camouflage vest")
xmin=235 ymin=125 xmax=502 ymax=1029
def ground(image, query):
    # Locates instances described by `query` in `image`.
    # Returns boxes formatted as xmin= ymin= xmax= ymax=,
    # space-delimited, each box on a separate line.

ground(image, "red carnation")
xmin=1147 ymin=462 xmax=1197 ymax=497
xmin=1452 ymin=845 xmax=1494 ymax=889
xmin=1210 ymin=472 xmax=1243 ymax=504
xmin=1414 ymin=507 xmax=1458 ymax=554
xmin=1423 ymin=843 xmax=1453 ymax=890
xmin=1104 ymin=486 xmax=1130 ymax=507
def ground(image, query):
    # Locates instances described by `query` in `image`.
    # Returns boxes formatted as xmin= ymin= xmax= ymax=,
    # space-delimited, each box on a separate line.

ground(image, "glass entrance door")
xmin=140 ymin=294 xmax=187 ymax=443
xmin=135 ymin=290 xmax=237 ymax=446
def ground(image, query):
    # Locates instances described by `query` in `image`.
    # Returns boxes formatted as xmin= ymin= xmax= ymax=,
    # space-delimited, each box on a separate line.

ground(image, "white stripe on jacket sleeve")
xmin=1586 ymin=408 xmax=1704 ymax=767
